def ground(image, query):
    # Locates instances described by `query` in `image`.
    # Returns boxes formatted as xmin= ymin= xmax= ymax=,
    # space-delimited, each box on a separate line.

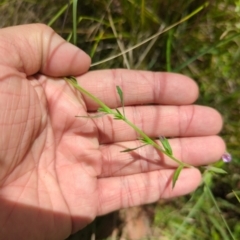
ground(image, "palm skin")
xmin=0 ymin=24 xmax=225 ymax=239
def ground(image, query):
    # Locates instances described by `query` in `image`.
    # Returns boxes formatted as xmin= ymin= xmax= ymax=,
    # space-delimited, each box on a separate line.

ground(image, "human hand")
xmin=0 ymin=24 xmax=225 ymax=239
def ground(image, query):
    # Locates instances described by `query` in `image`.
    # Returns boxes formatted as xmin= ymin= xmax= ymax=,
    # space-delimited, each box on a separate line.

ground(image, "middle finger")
xmin=91 ymin=105 xmax=222 ymax=144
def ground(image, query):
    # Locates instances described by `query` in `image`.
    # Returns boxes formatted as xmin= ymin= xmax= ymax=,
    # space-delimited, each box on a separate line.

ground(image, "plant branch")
xmin=65 ymin=76 xmax=191 ymax=168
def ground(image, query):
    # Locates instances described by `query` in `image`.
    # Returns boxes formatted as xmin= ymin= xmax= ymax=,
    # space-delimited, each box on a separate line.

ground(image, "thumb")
xmin=0 ymin=23 xmax=91 ymax=77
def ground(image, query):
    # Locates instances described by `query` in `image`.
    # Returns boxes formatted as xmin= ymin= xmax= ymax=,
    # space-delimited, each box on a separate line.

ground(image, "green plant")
xmin=64 ymin=76 xmax=228 ymax=190
xmin=1 ymin=0 xmax=239 ymax=239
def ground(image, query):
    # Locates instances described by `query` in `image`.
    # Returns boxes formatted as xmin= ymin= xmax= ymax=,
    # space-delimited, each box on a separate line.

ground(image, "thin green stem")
xmin=205 ymin=184 xmax=236 ymax=240
xmin=123 ymin=118 xmax=190 ymax=167
xmin=166 ymin=29 xmax=173 ymax=72
xmin=47 ymin=0 xmax=73 ymax=27
xmin=65 ymin=77 xmax=114 ymax=114
xmin=72 ymin=0 xmax=78 ymax=45
xmin=65 ymin=76 xmax=191 ymax=168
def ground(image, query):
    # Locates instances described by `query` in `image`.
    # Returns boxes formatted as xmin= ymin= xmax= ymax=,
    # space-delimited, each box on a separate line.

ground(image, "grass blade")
xmin=141 ymin=0 xmax=145 ymax=27
xmin=91 ymin=2 xmax=208 ymax=67
xmin=173 ymin=33 xmax=240 ymax=72
xmin=47 ymin=0 xmax=73 ymax=27
xmin=205 ymin=185 xmax=236 ymax=240
xmin=232 ymin=190 xmax=240 ymax=203
xmin=171 ymin=192 xmax=205 ymax=240
xmin=72 ymin=0 xmax=78 ymax=45
xmin=207 ymin=166 xmax=228 ymax=174
xmin=166 ymin=29 xmax=173 ymax=72
xmin=108 ymin=10 xmax=130 ymax=69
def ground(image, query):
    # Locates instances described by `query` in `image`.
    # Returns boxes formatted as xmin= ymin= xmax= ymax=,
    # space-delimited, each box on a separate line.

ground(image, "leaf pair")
xmin=117 ymin=89 xmax=182 ymax=188
xmin=159 ymin=136 xmax=184 ymax=188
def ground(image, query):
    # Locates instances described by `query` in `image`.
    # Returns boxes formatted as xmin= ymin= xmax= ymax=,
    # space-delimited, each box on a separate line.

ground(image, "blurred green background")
xmin=1 ymin=0 xmax=240 ymax=239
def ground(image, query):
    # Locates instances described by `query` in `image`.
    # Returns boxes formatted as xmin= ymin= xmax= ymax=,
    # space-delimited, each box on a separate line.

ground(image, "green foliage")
xmin=66 ymin=76 xmax=188 ymax=173
xmin=206 ymin=165 xmax=228 ymax=174
xmin=72 ymin=0 xmax=78 ymax=45
xmin=172 ymin=165 xmax=184 ymax=188
xmin=159 ymin=136 xmax=173 ymax=156
xmin=2 ymin=0 xmax=240 ymax=239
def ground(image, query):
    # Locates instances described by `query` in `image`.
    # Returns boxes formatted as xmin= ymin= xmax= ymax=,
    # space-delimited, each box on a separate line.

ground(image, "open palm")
xmin=0 ymin=24 xmax=225 ymax=240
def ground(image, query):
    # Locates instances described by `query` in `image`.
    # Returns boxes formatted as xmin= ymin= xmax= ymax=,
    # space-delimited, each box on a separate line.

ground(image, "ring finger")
xmin=99 ymin=136 xmax=226 ymax=177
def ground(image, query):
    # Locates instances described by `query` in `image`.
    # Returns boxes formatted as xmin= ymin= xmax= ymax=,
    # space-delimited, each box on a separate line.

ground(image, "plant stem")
xmin=124 ymin=118 xmax=191 ymax=167
xmin=65 ymin=76 xmax=191 ymax=168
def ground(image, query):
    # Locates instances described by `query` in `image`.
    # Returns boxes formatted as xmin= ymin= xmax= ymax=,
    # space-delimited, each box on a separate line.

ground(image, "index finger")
xmin=77 ymin=69 xmax=199 ymax=110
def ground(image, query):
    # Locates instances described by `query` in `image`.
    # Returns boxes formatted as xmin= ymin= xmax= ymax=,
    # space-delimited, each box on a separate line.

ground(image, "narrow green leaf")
xmin=172 ymin=165 xmax=184 ymax=188
xmin=159 ymin=136 xmax=172 ymax=155
xmin=115 ymin=108 xmax=122 ymax=116
xmin=75 ymin=113 xmax=107 ymax=118
xmin=114 ymin=108 xmax=125 ymax=120
xmin=47 ymin=0 xmax=72 ymax=27
xmin=116 ymin=86 xmax=123 ymax=104
xmin=174 ymin=32 xmax=240 ymax=72
xmin=97 ymin=107 xmax=112 ymax=114
xmin=121 ymin=144 xmax=148 ymax=152
xmin=205 ymin=185 xmax=236 ymax=240
xmin=72 ymin=0 xmax=78 ymax=45
xmin=207 ymin=166 xmax=228 ymax=174
xmin=166 ymin=29 xmax=173 ymax=72
xmin=140 ymin=137 xmax=154 ymax=145
xmin=116 ymin=86 xmax=125 ymax=117
xmin=232 ymin=190 xmax=240 ymax=203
